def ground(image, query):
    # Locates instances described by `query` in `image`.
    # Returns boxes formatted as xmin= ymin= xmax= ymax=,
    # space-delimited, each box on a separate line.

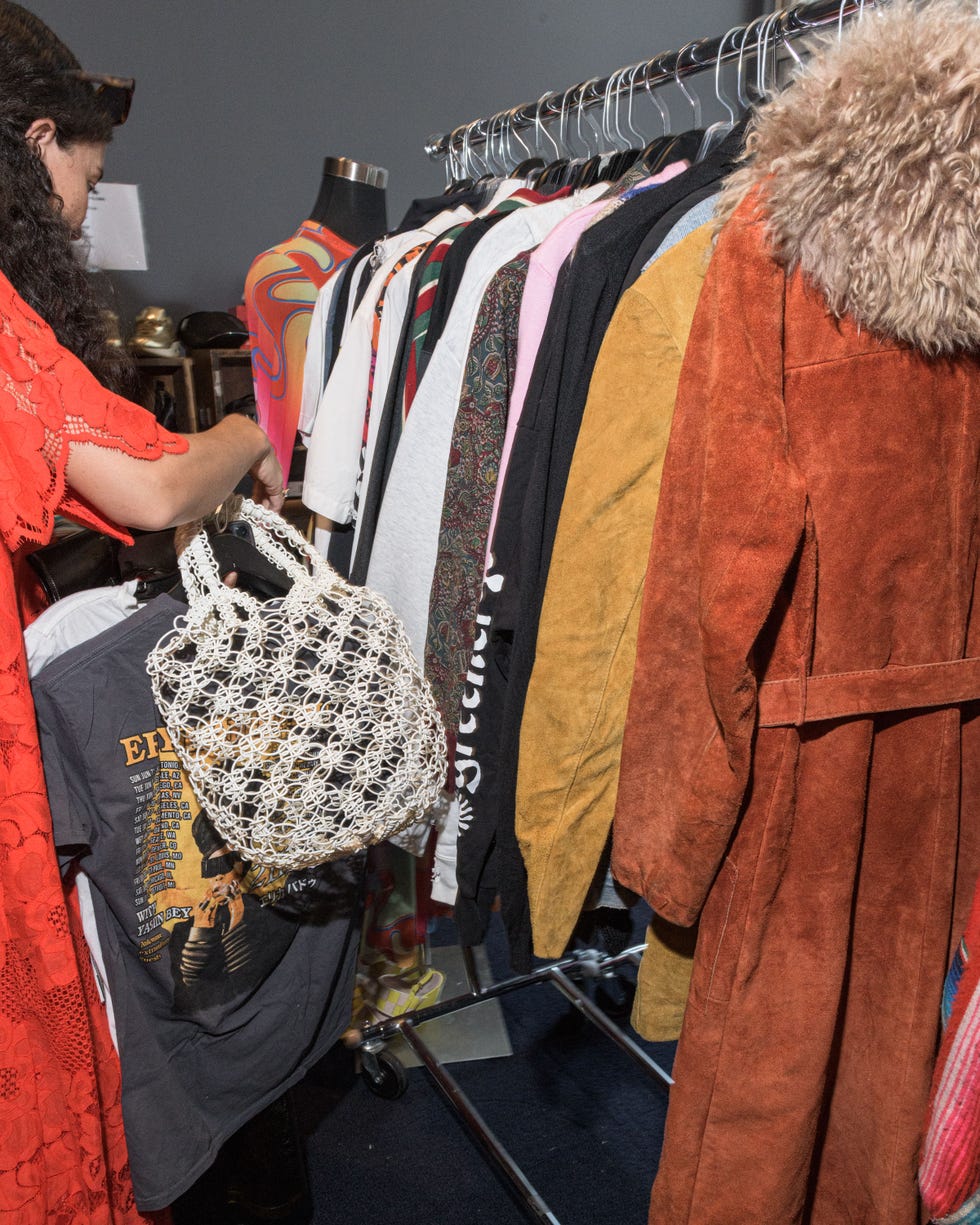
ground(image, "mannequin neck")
xmin=309 ymin=159 xmax=388 ymax=246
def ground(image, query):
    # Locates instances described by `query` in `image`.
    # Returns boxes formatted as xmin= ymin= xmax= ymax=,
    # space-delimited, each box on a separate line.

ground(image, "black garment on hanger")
xmin=621 ymin=181 xmax=722 ymax=293
xmin=352 ymin=254 xmax=379 ymax=313
xmin=327 ymin=241 xmax=374 ymax=377
xmin=454 ymin=125 xmax=747 ymax=969
xmin=603 ymin=127 xmax=705 ymax=200
xmin=326 ymin=524 xmax=355 ymax=579
xmin=397 ymin=188 xmax=484 ymax=233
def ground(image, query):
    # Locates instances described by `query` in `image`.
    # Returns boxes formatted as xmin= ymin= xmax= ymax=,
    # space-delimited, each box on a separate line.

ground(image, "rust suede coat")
xmin=614 ymin=194 xmax=980 ymax=1223
xmin=612 ymin=78 xmax=980 ymax=1225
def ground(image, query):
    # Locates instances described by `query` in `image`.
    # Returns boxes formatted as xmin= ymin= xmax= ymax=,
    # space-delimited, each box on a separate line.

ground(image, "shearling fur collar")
xmin=716 ymin=0 xmax=980 ymax=355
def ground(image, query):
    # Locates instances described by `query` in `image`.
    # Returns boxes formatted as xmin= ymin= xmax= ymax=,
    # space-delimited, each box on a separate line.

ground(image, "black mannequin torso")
xmin=309 ymin=157 xmax=389 ymax=246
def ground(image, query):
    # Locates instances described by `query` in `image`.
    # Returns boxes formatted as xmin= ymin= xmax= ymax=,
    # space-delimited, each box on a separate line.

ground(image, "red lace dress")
xmin=0 ymin=271 xmax=186 ymax=1223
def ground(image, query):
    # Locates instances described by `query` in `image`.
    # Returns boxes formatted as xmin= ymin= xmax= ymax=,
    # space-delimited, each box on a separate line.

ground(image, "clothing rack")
xmin=361 ymin=4 xmax=876 ymax=1221
xmin=424 ymin=0 xmax=871 ymax=177
xmin=357 ymin=944 xmax=668 ymax=1224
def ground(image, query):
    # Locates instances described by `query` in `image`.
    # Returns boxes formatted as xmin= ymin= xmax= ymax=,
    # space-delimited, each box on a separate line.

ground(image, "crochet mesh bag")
xmin=146 ymin=499 xmax=447 ymax=870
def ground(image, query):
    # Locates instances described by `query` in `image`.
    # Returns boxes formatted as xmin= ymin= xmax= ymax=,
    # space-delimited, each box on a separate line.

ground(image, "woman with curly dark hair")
xmin=0 ymin=5 xmax=284 ymax=1222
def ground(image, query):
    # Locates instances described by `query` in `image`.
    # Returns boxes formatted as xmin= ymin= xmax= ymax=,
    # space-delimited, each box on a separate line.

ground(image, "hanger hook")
xmin=508 ymin=107 xmax=531 ymax=166
xmin=493 ymin=111 xmax=509 ymax=175
xmin=577 ymin=80 xmax=592 ymax=155
xmin=460 ymin=122 xmax=471 ymax=179
xmin=482 ymin=117 xmax=498 ymax=176
xmin=837 ymin=0 xmax=862 ymax=40
xmin=501 ymin=110 xmax=513 ymax=170
xmin=768 ymin=9 xmax=789 ymax=93
xmin=613 ymin=66 xmax=631 ymax=149
xmin=574 ymin=81 xmax=587 ymax=155
xmin=460 ymin=121 xmax=477 ymax=179
xmin=756 ymin=11 xmax=781 ymax=100
xmin=480 ymin=116 xmax=499 ymax=176
xmin=490 ymin=113 xmax=504 ymax=176
xmin=714 ymin=25 xmax=741 ymax=124
xmin=735 ymin=17 xmax=763 ymax=109
xmin=497 ymin=111 xmax=510 ymax=172
xmin=454 ymin=128 xmax=468 ymax=182
xmin=644 ymin=54 xmax=672 ymax=136
xmin=534 ymin=92 xmax=559 ymax=160
xmin=601 ymin=72 xmax=615 ymax=150
xmin=556 ymin=84 xmax=574 ymax=157
xmin=624 ymin=62 xmax=645 ymax=145
xmin=673 ymin=41 xmax=703 ymax=130
xmin=578 ymin=76 xmax=605 ymax=153
xmin=778 ymin=9 xmax=806 ymax=72
xmin=602 ymin=68 xmax=626 ymax=151
xmin=446 ymin=125 xmax=464 ymax=185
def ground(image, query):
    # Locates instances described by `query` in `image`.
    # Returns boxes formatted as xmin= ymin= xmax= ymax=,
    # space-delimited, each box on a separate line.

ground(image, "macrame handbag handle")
xmin=231 ymin=499 xmax=339 ymax=589
xmin=175 ymin=499 xmax=341 ymax=620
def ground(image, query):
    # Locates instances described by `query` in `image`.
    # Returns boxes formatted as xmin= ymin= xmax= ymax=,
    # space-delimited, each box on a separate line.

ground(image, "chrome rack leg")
xmin=547 ymin=966 xmax=674 ymax=1089
xmin=398 ymin=1023 xmax=562 ymax=1225
xmin=461 ymin=943 xmax=483 ymax=995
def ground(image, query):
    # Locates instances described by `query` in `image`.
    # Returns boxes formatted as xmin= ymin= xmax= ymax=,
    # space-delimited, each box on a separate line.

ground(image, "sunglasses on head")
xmin=69 ymin=70 xmax=136 ymax=127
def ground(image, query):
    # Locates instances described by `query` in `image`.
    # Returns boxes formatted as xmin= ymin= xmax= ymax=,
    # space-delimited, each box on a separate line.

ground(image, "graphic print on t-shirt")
xmin=121 ymin=722 xmax=300 ymax=1016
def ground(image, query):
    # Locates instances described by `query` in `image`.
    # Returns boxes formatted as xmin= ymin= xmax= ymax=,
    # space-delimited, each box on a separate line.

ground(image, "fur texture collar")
xmin=716 ymin=0 xmax=980 ymax=355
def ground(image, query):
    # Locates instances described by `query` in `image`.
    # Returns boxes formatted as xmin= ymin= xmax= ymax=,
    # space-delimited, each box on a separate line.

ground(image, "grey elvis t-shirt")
xmin=32 ymin=594 xmax=362 ymax=1212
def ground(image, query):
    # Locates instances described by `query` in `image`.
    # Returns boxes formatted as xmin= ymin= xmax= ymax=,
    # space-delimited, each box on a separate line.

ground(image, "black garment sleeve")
xmin=621 ymin=182 xmax=721 ymax=294
xmin=328 ymin=241 xmax=374 ymax=375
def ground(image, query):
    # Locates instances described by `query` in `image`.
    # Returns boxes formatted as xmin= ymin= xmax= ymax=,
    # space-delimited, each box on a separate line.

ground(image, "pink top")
xmin=485 ymin=161 xmax=689 ymax=561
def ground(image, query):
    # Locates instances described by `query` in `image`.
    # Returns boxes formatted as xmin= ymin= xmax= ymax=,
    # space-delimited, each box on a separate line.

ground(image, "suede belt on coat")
xmin=757 ymin=656 xmax=980 ymax=727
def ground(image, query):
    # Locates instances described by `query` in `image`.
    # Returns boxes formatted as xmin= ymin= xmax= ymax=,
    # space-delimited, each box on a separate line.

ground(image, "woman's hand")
xmin=249 ymin=442 xmax=286 ymax=513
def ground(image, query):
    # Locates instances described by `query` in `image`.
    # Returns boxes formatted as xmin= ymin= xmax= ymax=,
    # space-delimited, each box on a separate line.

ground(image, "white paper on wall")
xmin=81 ymin=182 xmax=149 ymax=271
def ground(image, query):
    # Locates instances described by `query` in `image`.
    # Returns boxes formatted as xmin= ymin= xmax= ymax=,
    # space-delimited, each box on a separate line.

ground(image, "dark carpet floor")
xmin=173 ymin=910 xmax=673 ymax=1225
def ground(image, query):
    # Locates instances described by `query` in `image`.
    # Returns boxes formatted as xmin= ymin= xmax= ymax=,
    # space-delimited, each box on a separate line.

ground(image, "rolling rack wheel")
xmin=359 ymin=1043 xmax=408 ymax=1099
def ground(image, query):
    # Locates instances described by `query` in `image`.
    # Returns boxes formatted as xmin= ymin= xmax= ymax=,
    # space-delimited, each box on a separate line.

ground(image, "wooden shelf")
xmin=189 ymin=347 xmax=254 ymax=429
xmin=134 ymin=355 xmax=197 ymax=433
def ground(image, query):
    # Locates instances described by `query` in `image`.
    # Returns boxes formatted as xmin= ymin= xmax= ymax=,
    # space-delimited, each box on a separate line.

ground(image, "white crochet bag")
xmin=146 ymin=499 xmax=447 ymax=870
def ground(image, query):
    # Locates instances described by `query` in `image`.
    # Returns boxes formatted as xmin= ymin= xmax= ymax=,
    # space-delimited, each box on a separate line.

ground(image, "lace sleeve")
xmin=0 ymin=274 xmax=187 ymax=552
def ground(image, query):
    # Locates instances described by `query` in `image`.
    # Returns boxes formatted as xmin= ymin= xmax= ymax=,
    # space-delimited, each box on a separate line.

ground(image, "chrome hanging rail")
xmin=424 ymin=0 xmax=870 ymax=168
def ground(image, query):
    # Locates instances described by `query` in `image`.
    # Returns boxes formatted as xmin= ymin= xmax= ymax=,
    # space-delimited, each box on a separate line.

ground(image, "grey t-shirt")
xmin=32 ymin=595 xmax=362 ymax=1211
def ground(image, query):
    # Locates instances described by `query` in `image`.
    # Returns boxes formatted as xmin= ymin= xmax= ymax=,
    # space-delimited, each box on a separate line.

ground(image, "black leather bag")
xmin=27 ymin=528 xmax=121 ymax=604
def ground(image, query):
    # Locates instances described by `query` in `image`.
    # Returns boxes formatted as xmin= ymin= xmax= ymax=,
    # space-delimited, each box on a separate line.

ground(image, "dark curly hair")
xmin=0 ymin=2 xmax=138 ymax=397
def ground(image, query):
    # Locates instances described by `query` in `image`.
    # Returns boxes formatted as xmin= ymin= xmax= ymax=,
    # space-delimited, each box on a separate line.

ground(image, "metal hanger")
xmin=696 ymin=24 xmax=742 ymax=161
xmin=638 ymin=53 xmax=674 ymax=169
xmin=673 ymin=40 xmax=704 ymax=132
xmin=623 ymin=62 xmax=647 ymax=147
xmin=462 ymin=119 xmax=491 ymax=182
xmin=609 ymin=63 xmax=645 ymax=178
xmin=597 ymin=68 xmax=627 ymax=181
xmin=756 ymin=10 xmax=785 ymax=100
xmin=574 ymin=77 xmax=607 ymax=187
xmin=508 ymin=104 xmax=545 ymax=182
xmin=603 ymin=65 xmax=642 ymax=179
xmin=474 ymin=113 xmax=503 ymax=184
xmin=529 ymin=91 xmax=565 ymax=190
xmin=644 ymin=53 xmax=673 ymax=139
xmin=442 ymin=124 xmax=470 ymax=193
xmin=735 ymin=14 xmax=767 ymax=111
xmin=539 ymin=84 xmax=579 ymax=190
xmin=777 ymin=8 xmax=807 ymax=75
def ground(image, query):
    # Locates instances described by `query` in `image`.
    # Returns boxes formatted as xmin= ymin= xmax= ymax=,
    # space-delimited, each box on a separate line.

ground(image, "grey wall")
xmin=29 ymin=0 xmax=758 ymax=329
